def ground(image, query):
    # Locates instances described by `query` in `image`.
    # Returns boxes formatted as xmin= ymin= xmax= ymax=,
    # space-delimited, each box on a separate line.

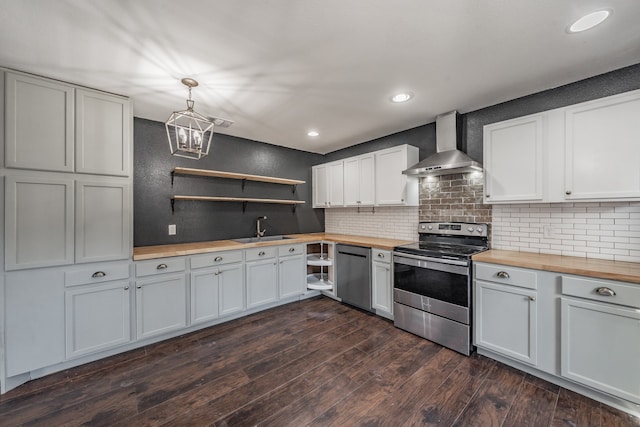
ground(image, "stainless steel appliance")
xmin=336 ymin=244 xmax=372 ymax=312
xmin=393 ymin=222 xmax=488 ymax=355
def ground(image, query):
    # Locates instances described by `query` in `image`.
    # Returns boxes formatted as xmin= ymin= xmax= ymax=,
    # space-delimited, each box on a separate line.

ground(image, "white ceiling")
xmin=1 ymin=1 xmax=640 ymax=154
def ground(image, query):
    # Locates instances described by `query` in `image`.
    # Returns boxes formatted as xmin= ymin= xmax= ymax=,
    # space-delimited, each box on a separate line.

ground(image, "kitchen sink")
xmin=231 ymin=235 xmax=294 ymax=244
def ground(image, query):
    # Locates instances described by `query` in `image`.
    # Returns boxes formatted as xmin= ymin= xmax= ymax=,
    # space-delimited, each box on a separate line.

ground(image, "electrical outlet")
xmin=168 ymin=224 xmax=177 ymax=235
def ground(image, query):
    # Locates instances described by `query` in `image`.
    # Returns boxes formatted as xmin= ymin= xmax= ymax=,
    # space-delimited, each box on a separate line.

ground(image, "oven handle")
xmin=393 ymin=253 xmax=469 ymax=275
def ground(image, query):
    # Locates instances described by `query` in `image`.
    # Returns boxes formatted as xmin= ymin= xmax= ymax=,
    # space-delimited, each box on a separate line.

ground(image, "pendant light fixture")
xmin=165 ymin=78 xmax=232 ymax=160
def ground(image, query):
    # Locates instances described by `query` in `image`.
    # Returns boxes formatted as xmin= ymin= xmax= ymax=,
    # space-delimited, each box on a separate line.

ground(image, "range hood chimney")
xmin=403 ymin=111 xmax=482 ymax=177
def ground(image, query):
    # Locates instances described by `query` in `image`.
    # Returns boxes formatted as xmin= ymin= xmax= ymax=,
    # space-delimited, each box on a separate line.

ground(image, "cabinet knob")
xmin=156 ymin=263 xmax=168 ymax=270
xmin=259 ymin=251 xmax=266 ymax=256
xmin=214 ymin=270 xmax=220 ymax=276
xmin=136 ymin=285 xmax=142 ymax=289
xmin=92 ymin=271 xmax=106 ymax=278
xmin=485 ymin=194 xmax=490 ymax=198
xmin=289 ymin=247 xmax=295 ymax=253
xmin=529 ymin=296 xmax=536 ymax=301
xmin=496 ymin=271 xmax=510 ymax=279
xmin=377 ymin=253 xmax=385 ymax=259
xmin=214 ymin=256 xmax=223 ymax=262
xmin=565 ymin=190 xmax=572 ymax=195
xmin=124 ymin=285 xmax=129 ymax=290
xmin=595 ymin=287 xmax=616 ymax=296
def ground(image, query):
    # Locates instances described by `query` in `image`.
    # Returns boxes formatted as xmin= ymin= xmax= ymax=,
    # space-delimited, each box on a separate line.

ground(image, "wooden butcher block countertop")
xmin=473 ymin=249 xmax=640 ymax=284
xmin=133 ymin=233 xmax=414 ymax=261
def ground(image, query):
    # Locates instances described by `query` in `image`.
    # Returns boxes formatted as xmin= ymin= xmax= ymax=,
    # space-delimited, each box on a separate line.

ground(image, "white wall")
xmin=492 ymin=202 xmax=640 ymax=262
xmin=325 ymin=207 xmax=419 ymax=241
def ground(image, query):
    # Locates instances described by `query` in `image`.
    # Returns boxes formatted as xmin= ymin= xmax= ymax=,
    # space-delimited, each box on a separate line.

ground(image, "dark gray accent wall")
xmin=134 ymin=118 xmax=324 ymax=246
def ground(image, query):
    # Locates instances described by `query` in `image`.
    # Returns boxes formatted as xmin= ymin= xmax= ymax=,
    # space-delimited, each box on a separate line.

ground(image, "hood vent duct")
xmin=403 ymin=111 xmax=482 ymax=177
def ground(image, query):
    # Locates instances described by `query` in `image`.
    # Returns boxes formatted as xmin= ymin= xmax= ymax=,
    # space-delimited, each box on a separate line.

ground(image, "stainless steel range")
xmin=393 ymin=222 xmax=489 ymax=355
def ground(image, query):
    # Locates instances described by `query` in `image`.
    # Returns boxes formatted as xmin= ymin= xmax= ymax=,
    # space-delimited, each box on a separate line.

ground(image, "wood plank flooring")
xmin=1 ymin=296 xmax=639 ymax=426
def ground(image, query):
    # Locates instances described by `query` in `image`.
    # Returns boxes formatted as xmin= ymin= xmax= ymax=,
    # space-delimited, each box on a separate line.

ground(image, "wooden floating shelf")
xmin=172 ymin=195 xmax=305 ymax=204
xmin=172 ymin=167 xmax=305 ymax=186
xmin=171 ymin=195 xmax=305 ymax=213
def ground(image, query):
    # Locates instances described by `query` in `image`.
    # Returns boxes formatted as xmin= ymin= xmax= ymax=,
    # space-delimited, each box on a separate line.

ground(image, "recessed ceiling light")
xmin=307 ymin=130 xmax=319 ymax=137
xmin=391 ymin=93 xmax=413 ymax=103
xmin=568 ymin=10 xmax=611 ymax=33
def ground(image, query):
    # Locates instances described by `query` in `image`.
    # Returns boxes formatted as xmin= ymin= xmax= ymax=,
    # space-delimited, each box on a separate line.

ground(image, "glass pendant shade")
xmin=166 ymin=78 xmax=215 ymax=160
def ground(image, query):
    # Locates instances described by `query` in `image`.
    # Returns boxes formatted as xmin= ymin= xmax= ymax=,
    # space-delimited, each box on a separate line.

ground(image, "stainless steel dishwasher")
xmin=336 ymin=244 xmax=372 ymax=312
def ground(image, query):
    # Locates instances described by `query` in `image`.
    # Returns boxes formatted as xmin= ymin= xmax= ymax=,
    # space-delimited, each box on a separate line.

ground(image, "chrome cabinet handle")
xmin=136 ymin=285 xmax=142 ymax=289
xmin=156 ymin=263 xmax=168 ymax=270
xmin=565 ymin=190 xmax=572 ymax=195
xmin=289 ymin=247 xmax=295 ymax=253
xmin=259 ymin=251 xmax=266 ymax=256
xmin=496 ymin=271 xmax=510 ymax=279
xmin=529 ymin=296 xmax=536 ymax=301
xmin=214 ymin=256 xmax=223 ymax=262
xmin=214 ymin=270 xmax=220 ymax=276
xmin=92 ymin=271 xmax=106 ymax=278
xmin=485 ymin=194 xmax=490 ymax=198
xmin=124 ymin=285 xmax=129 ymax=290
xmin=377 ymin=253 xmax=385 ymax=259
xmin=595 ymin=287 xmax=616 ymax=296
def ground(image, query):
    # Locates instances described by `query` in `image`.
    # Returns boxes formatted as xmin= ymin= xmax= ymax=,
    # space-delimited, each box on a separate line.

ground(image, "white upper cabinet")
xmin=75 ymin=89 xmax=131 ymax=177
xmin=564 ymin=90 xmax=640 ymax=200
xmin=5 ymin=72 xmax=74 ymax=172
xmin=344 ymin=154 xmax=375 ymax=206
xmin=483 ymin=89 xmax=640 ymax=203
xmin=483 ymin=114 xmax=544 ymax=203
xmin=312 ymin=160 xmax=344 ymax=208
xmin=375 ymin=144 xmax=419 ymax=206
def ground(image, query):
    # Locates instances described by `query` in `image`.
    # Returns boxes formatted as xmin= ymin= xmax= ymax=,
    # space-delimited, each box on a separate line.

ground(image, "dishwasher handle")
xmin=337 ymin=250 xmax=368 ymax=258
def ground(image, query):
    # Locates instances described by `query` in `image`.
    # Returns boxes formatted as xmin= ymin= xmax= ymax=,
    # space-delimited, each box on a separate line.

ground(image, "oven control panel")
xmin=419 ymin=222 xmax=488 ymax=237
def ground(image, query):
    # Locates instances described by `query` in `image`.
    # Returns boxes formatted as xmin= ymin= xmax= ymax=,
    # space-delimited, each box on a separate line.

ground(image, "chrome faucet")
xmin=256 ymin=216 xmax=267 ymax=238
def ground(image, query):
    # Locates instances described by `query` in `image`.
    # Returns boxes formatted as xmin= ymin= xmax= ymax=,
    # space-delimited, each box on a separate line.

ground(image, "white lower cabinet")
xmin=560 ymin=274 xmax=640 ymax=405
xmin=475 ymin=280 xmax=538 ymax=365
xmin=278 ymin=244 xmax=305 ymax=299
xmin=4 ymin=268 xmax=66 ymax=376
xmin=65 ymin=280 xmax=131 ymax=358
xmin=135 ymin=274 xmax=188 ymax=339
xmin=372 ymin=249 xmax=392 ymax=319
xmin=246 ymin=258 xmax=279 ymax=309
xmin=191 ymin=263 xmax=244 ymax=323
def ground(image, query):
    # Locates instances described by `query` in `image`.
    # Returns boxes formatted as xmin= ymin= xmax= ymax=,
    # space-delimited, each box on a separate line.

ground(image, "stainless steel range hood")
xmin=403 ymin=111 xmax=482 ymax=177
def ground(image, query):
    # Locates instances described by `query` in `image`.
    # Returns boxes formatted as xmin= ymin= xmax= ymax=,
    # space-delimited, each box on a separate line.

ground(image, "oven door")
xmin=393 ymin=252 xmax=470 ymax=324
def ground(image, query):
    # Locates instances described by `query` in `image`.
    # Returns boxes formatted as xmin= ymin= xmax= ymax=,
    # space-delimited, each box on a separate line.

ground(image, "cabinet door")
xmin=565 ymin=90 xmax=640 ymax=200
xmin=246 ymin=259 xmax=278 ymax=308
xmin=375 ymin=145 xmax=418 ymax=206
xmin=75 ymin=179 xmax=130 ymax=263
xmin=279 ymin=254 xmax=305 ymax=299
xmin=219 ymin=264 xmax=245 ymax=316
xmin=5 ymin=269 xmax=66 ymax=376
xmin=475 ymin=281 xmax=537 ymax=365
xmin=372 ymin=260 xmax=392 ymax=318
xmin=343 ymin=158 xmax=360 ymax=206
xmin=483 ymin=114 xmax=544 ymax=203
xmin=75 ymin=89 xmax=131 ymax=176
xmin=5 ymin=72 xmax=74 ymax=172
xmin=5 ymin=174 xmax=74 ymax=270
xmin=328 ymin=161 xmax=344 ymax=207
xmin=65 ymin=281 xmax=131 ymax=359
xmin=136 ymin=274 xmax=187 ymax=339
xmin=358 ymin=154 xmax=375 ymax=205
xmin=561 ymin=297 xmax=640 ymax=404
xmin=190 ymin=268 xmax=220 ymax=324
xmin=312 ymin=164 xmax=328 ymax=208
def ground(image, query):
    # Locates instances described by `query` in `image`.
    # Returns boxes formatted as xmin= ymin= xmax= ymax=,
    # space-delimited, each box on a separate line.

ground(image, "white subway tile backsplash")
xmin=325 ymin=207 xmax=419 ymax=241
xmin=491 ymin=202 xmax=640 ymax=263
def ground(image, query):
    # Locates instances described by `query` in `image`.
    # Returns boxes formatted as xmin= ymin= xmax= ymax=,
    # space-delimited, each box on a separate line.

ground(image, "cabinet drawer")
xmin=475 ymin=263 xmax=537 ymax=290
xmin=372 ymin=248 xmax=391 ymax=263
xmin=245 ymin=247 xmax=276 ymax=261
xmin=65 ymin=262 xmax=130 ymax=287
xmin=190 ymin=250 xmax=243 ymax=269
xmin=135 ymin=257 xmax=186 ymax=277
xmin=562 ymin=276 xmax=640 ymax=309
xmin=278 ymin=244 xmax=305 ymax=257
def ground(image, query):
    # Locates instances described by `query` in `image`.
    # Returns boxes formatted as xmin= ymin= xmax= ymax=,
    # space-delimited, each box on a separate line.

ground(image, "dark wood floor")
xmin=1 ymin=297 xmax=639 ymax=427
